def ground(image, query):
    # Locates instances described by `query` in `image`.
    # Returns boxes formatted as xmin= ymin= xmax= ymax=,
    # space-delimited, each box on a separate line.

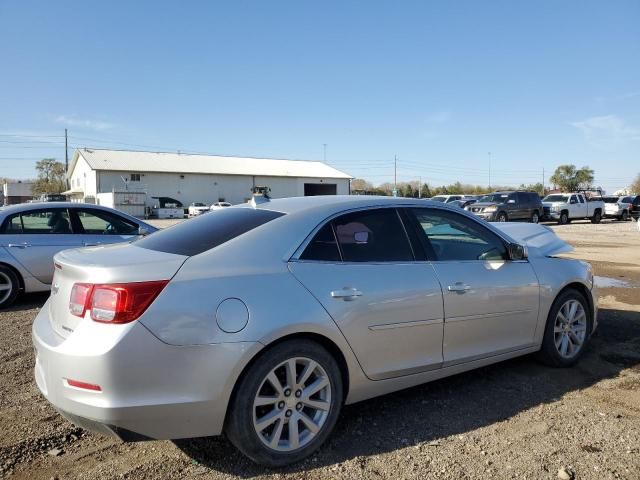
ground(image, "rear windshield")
xmin=136 ymin=207 xmax=284 ymax=256
xmin=602 ymin=197 xmax=620 ymax=203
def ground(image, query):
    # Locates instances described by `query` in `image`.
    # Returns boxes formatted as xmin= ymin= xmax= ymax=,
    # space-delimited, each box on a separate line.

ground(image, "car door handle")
xmin=447 ymin=283 xmax=470 ymax=293
xmin=7 ymin=243 xmax=31 ymax=249
xmin=331 ymin=288 xmax=363 ymax=300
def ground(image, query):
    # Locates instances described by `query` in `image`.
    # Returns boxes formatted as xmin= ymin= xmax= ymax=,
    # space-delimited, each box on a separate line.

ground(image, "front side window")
xmin=332 ymin=208 xmax=413 ymax=262
xmin=409 ymin=208 xmax=507 ymax=261
xmin=578 ymin=195 xmax=585 ymax=204
xmin=1 ymin=209 xmax=72 ymax=234
xmin=73 ymin=209 xmax=139 ymax=235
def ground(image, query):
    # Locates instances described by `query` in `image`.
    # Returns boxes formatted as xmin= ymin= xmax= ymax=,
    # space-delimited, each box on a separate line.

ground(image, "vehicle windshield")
xmin=543 ymin=195 xmax=569 ymax=202
xmin=430 ymin=196 xmax=447 ymax=202
xmin=603 ymin=196 xmax=620 ymax=203
xmin=192 ymin=203 xmax=206 ymax=206
xmin=478 ymin=193 xmax=509 ymax=204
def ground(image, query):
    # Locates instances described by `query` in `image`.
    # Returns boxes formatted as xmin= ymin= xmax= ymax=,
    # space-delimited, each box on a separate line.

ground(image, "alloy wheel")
xmin=0 ymin=271 xmax=13 ymax=305
xmin=253 ymin=357 xmax=332 ymax=452
xmin=553 ymin=299 xmax=587 ymax=359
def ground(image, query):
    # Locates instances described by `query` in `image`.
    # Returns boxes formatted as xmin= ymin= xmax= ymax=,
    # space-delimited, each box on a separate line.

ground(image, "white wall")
xmin=69 ymin=155 xmax=98 ymax=201
xmin=95 ymin=171 xmax=350 ymax=206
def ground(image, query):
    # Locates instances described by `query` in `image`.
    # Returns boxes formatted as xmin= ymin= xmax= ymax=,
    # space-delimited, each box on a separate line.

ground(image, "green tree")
xmin=32 ymin=159 xmax=67 ymax=195
xmin=549 ymin=165 xmax=594 ymax=192
xmin=630 ymin=173 xmax=640 ymax=194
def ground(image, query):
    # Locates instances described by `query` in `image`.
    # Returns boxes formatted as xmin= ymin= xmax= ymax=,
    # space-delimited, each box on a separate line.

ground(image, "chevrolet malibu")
xmin=33 ymin=196 xmax=597 ymax=466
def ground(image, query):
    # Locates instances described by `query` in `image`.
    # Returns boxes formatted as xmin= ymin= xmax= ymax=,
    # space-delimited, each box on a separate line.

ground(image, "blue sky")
xmin=1 ymin=1 xmax=638 ymax=193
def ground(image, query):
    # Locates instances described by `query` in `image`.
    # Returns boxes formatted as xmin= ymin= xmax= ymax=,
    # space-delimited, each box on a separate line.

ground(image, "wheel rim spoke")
xmin=266 ymin=371 xmax=284 ymax=395
xmin=254 ymin=395 xmax=278 ymax=407
xmin=559 ymin=335 xmax=569 ymax=356
xmin=303 ymin=377 xmax=329 ymax=399
xmin=297 ymin=360 xmax=317 ymax=386
xmin=269 ymin=418 xmax=284 ymax=448
xmin=255 ymin=409 xmax=281 ymax=432
xmin=288 ymin=418 xmax=300 ymax=449
xmin=0 ymin=284 xmax=11 ymax=291
xmin=285 ymin=358 xmax=297 ymax=388
xmin=303 ymin=398 xmax=330 ymax=411
xmin=298 ymin=411 xmax=320 ymax=434
xmin=554 ymin=299 xmax=587 ymax=359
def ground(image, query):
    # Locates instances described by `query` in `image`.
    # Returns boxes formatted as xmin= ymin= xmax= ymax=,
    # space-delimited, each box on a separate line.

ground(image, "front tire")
xmin=226 ymin=339 xmax=343 ymax=467
xmin=497 ymin=212 xmax=508 ymax=222
xmin=591 ymin=210 xmax=601 ymax=224
xmin=621 ymin=210 xmax=629 ymax=221
xmin=0 ymin=265 xmax=20 ymax=309
xmin=536 ymin=289 xmax=591 ymax=367
xmin=558 ymin=211 xmax=569 ymax=225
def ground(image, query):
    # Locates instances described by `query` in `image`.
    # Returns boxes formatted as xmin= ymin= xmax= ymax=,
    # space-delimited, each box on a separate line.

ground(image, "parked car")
xmin=542 ymin=192 xmax=604 ymax=224
xmin=466 ymin=191 xmax=543 ymax=223
xmin=0 ymin=202 xmax=156 ymax=308
xmin=628 ymin=195 xmax=640 ymax=220
xmin=449 ymin=198 xmax=477 ymax=209
xmin=210 ymin=201 xmax=232 ymax=210
xmin=429 ymin=194 xmax=466 ymax=203
xmin=602 ymin=196 xmax=634 ymax=221
xmin=188 ymin=202 xmax=210 ymax=217
xmin=33 ymin=196 xmax=596 ymax=466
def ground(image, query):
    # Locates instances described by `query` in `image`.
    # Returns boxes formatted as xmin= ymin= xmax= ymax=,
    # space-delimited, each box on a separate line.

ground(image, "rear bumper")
xmin=32 ymin=301 xmax=258 ymax=440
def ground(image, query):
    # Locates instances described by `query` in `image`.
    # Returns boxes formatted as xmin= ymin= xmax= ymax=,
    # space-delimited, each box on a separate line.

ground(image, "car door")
xmin=0 ymin=208 xmax=82 ymax=284
xmin=69 ymin=207 xmax=141 ymax=247
xmin=288 ymin=207 xmax=445 ymax=380
xmin=405 ymin=207 xmax=539 ymax=366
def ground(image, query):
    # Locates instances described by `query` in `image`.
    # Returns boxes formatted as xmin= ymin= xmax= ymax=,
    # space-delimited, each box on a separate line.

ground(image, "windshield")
xmin=603 ymin=197 xmax=620 ymax=203
xmin=478 ymin=193 xmax=509 ymax=204
xmin=543 ymin=195 xmax=569 ymax=203
xmin=430 ymin=196 xmax=447 ymax=202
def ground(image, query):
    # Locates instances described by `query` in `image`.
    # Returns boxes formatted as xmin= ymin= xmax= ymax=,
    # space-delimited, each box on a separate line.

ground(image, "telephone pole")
xmin=64 ymin=128 xmax=68 ymax=172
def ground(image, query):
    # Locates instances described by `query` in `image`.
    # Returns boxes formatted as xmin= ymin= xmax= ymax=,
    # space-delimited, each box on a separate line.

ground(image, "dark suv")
xmin=466 ymin=191 xmax=543 ymax=223
xmin=629 ymin=195 xmax=640 ymax=220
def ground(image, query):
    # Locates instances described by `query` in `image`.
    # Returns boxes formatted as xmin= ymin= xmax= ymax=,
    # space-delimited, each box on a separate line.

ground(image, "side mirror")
xmin=138 ymin=226 xmax=151 ymax=236
xmin=508 ymin=243 xmax=527 ymax=261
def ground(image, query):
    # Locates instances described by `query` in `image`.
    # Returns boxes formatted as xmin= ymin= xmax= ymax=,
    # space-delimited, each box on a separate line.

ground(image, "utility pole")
xmin=394 ymin=155 xmax=397 ymax=188
xmin=488 ymin=151 xmax=492 ymax=190
xmin=65 ymin=128 xmax=68 ymax=172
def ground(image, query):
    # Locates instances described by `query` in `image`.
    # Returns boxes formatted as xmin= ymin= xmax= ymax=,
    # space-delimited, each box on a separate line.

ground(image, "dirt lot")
xmin=1 ymin=219 xmax=639 ymax=480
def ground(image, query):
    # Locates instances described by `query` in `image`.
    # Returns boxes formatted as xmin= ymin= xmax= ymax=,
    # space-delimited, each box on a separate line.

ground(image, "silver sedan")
xmin=32 ymin=196 xmax=597 ymax=466
xmin=0 ymin=202 xmax=156 ymax=308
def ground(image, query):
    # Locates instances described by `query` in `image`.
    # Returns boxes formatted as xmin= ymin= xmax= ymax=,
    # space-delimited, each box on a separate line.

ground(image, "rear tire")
xmin=536 ymin=289 xmax=591 ymax=367
xmin=530 ymin=211 xmax=540 ymax=224
xmin=497 ymin=212 xmax=508 ymax=222
xmin=621 ymin=210 xmax=629 ymax=221
xmin=0 ymin=265 xmax=20 ymax=309
xmin=591 ymin=210 xmax=601 ymax=224
xmin=225 ymin=339 xmax=343 ymax=467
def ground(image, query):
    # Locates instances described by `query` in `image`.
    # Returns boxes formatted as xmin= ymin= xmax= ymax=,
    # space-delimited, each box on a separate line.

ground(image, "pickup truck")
xmin=542 ymin=192 xmax=604 ymax=224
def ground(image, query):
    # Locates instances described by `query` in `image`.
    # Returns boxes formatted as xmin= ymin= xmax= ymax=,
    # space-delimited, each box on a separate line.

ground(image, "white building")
xmin=2 ymin=180 xmax=34 ymax=205
xmin=64 ymin=148 xmax=352 ymax=207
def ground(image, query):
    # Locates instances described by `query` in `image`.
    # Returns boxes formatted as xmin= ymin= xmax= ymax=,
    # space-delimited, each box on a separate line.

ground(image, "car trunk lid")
xmin=49 ymin=243 xmax=188 ymax=339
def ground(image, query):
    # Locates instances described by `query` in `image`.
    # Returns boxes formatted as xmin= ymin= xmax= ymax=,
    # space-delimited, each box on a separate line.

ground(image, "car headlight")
xmin=484 ymin=206 xmax=497 ymax=212
xmin=551 ymin=205 xmax=560 ymax=212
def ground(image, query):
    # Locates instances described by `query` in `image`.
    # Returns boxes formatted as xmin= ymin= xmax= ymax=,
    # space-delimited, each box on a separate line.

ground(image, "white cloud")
xmin=570 ymin=114 xmax=640 ymax=147
xmin=425 ymin=110 xmax=452 ymax=124
xmin=55 ymin=115 xmax=116 ymax=131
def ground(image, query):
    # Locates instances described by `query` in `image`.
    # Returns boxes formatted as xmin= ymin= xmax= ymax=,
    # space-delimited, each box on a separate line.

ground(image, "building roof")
xmin=69 ymin=148 xmax=352 ymax=180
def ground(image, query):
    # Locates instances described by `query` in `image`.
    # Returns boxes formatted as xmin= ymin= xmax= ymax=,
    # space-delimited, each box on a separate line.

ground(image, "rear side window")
xmin=300 ymin=223 xmax=341 ymax=262
xmin=332 ymin=208 xmax=413 ymax=262
xmin=135 ymin=207 xmax=284 ymax=256
xmin=0 ymin=209 xmax=72 ymax=234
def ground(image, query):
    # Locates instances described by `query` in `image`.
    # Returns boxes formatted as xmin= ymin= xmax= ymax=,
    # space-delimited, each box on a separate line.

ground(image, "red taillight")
xmin=66 ymin=379 xmax=102 ymax=391
xmin=69 ymin=283 xmax=93 ymax=317
xmin=69 ymin=280 xmax=168 ymax=324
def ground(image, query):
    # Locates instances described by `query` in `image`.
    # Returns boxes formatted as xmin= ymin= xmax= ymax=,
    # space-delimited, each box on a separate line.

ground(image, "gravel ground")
xmin=1 ymin=219 xmax=639 ymax=480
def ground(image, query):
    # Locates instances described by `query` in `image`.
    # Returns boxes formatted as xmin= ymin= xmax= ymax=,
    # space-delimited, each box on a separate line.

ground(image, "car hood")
xmin=491 ymin=223 xmax=573 ymax=257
